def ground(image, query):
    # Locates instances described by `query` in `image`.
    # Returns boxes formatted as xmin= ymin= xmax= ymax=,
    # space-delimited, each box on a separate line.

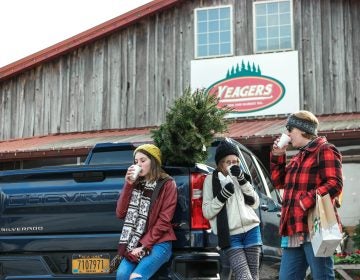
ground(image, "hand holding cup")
xmin=126 ymin=165 xmax=142 ymax=183
xmin=131 ymin=165 xmax=142 ymax=180
xmin=277 ymin=133 xmax=291 ymax=149
xmin=272 ymin=133 xmax=291 ymax=156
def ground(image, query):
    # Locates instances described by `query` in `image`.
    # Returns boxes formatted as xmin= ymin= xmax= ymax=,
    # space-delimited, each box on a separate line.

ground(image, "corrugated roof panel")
xmin=0 ymin=113 xmax=359 ymax=160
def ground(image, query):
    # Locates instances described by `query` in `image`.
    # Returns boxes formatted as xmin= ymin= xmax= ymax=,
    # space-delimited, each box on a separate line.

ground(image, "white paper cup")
xmin=277 ymin=133 xmax=291 ymax=148
xmin=131 ymin=165 xmax=142 ymax=180
xmin=226 ymin=165 xmax=233 ymax=176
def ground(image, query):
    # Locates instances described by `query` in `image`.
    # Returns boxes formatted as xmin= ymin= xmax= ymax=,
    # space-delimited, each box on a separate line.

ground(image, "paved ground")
xmin=259 ymin=261 xmax=280 ymax=280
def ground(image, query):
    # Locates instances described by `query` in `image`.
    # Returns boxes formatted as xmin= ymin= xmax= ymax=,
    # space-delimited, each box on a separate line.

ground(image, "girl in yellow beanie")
xmin=114 ymin=144 xmax=177 ymax=279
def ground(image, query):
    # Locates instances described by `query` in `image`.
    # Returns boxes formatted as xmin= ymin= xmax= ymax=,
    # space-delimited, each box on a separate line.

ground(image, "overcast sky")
xmin=0 ymin=0 xmax=152 ymax=67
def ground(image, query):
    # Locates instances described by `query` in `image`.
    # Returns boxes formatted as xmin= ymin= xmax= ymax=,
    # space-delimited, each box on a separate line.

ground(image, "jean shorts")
xmin=229 ymin=225 xmax=262 ymax=249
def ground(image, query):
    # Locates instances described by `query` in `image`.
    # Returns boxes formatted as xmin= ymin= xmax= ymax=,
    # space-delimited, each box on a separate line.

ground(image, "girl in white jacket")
xmin=202 ymin=139 xmax=262 ymax=280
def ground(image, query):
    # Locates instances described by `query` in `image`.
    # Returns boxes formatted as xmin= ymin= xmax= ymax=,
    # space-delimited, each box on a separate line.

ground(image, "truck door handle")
xmin=260 ymin=204 xmax=269 ymax=211
xmin=73 ymin=171 xmax=105 ymax=182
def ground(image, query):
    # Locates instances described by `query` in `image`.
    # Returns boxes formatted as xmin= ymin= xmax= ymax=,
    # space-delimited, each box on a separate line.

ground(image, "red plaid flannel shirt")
xmin=270 ymin=136 xmax=343 ymax=236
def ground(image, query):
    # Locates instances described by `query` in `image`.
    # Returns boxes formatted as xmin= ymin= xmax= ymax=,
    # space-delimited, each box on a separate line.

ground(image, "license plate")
xmin=72 ymin=254 xmax=110 ymax=274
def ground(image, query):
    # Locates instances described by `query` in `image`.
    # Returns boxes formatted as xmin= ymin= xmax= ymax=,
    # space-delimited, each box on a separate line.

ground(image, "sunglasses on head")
xmin=286 ymin=126 xmax=294 ymax=133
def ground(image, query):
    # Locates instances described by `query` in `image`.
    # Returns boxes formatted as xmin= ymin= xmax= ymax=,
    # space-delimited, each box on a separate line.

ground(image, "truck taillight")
xmin=190 ymin=173 xmax=210 ymax=230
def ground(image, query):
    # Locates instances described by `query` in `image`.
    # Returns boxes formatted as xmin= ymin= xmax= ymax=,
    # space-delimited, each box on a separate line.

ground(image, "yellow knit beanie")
xmin=134 ymin=144 xmax=162 ymax=165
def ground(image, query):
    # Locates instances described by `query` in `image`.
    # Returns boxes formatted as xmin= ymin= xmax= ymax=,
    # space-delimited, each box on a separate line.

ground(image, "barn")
xmin=0 ymin=0 xmax=359 ymax=227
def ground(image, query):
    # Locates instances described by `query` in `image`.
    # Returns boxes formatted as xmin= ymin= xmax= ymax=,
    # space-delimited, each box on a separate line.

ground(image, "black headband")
xmin=286 ymin=115 xmax=318 ymax=135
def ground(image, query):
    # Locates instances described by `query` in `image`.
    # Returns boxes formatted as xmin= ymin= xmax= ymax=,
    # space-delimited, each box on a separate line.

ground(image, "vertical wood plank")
xmin=235 ymin=0 xmax=249 ymax=55
xmin=301 ymin=0 xmax=315 ymax=111
xmin=349 ymin=0 xmax=360 ymax=111
xmin=135 ymin=20 xmax=149 ymax=127
xmin=330 ymin=0 xmax=346 ymax=113
xmin=68 ymin=53 xmax=78 ymax=132
xmin=320 ymin=0 xmax=333 ymax=113
xmin=119 ymin=30 xmax=129 ymax=128
xmin=34 ymin=66 xmax=44 ymax=136
xmin=156 ymin=13 xmax=165 ymax=124
xmin=312 ymin=1 xmax=324 ymax=113
xmin=1 ymin=83 xmax=11 ymax=139
xmin=108 ymin=34 xmax=122 ymax=128
xmin=23 ymin=73 xmax=36 ymax=137
xmin=181 ymin=0 xmax=195 ymax=90
xmin=293 ymin=0 xmax=304 ymax=109
xmin=10 ymin=80 xmax=18 ymax=139
xmin=16 ymin=79 xmax=26 ymax=137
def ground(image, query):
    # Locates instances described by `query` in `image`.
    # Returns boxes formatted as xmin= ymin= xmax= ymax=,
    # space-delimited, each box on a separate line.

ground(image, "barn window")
xmin=253 ymin=0 xmax=293 ymax=53
xmin=194 ymin=5 xmax=233 ymax=58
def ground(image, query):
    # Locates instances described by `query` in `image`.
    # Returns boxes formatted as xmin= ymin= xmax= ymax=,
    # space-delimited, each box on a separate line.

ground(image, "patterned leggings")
xmin=226 ymin=246 xmax=261 ymax=280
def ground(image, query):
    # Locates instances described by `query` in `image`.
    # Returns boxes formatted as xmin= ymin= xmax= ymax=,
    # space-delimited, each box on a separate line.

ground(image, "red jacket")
xmin=270 ymin=137 xmax=343 ymax=236
xmin=116 ymin=178 xmax=178 ymax=249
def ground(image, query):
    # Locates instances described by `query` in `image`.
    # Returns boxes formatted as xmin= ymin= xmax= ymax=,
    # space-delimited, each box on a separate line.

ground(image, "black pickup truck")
xmin=0 ymin=138 xmax=282 ymax=279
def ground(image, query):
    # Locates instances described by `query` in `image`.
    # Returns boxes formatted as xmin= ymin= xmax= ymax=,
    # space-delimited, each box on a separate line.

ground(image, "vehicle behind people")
xmin=0 ymin=138 xmax=282 ymax=279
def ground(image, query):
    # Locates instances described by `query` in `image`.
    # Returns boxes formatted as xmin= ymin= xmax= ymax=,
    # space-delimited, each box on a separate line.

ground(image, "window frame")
xmin=194 ymin=5 xmax=234 ymax=59
xmin=253 ymin=0 xmax=294 ymax=53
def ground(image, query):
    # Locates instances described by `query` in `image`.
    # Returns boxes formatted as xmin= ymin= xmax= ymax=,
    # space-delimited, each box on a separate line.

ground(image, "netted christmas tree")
xmin=151 ymin=88 xmax=232 ymax=166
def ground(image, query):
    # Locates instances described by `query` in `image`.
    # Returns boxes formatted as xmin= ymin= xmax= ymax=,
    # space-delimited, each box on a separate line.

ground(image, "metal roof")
xmin=1 ymin=113 xmax=359 ymax=161
xmin=0 ymin=0 xmax=181 ymax=81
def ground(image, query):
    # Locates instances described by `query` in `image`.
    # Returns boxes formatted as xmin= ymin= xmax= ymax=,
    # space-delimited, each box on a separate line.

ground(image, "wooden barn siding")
xmin=0 ymin=0 xmax=359 ymax=141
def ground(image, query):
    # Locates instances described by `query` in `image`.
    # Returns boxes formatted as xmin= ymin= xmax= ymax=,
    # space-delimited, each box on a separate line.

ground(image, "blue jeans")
xmin=279 ymin=241 xmax=334 ymax=280
xmin=116 ymin=241 xmax=172 ymax=280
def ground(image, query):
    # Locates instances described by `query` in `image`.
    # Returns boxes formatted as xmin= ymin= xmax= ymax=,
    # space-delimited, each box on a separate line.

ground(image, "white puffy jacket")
xmin=202 ymin=172 xmax=260 ymax=235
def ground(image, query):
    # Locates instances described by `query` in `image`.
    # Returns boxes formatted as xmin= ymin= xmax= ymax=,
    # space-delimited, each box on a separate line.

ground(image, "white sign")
xmin=191 ymin=51 xmax=300 ymax=117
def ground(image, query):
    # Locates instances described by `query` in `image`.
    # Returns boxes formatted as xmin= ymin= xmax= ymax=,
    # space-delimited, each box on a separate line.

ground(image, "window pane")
xmin=280 ymin=25 xmax=291 ymax=37
xmin=257 ymin=15 xmax=267 ymax=27
xmin=198 ymin=45 xmax=207 ymax=57
xmin=256 ymin=27 xmax=267 ymax=39
xmin=279 ymin=1 xmax=290 ymax=13
xmin=280 ymin=37 xmax=291 ymax=48
xmin=268 ymin=15 xmax=279 ymax=26
xmin=257 ymin=39 xmax=267 ymax=51
xmin=198 ymin=33 xmax=208 ymax=44
xmin=220 ymin=31 xmax=230 ymax=42
xmin=280 ymin=13 xmax=290 ymax=25
xmin=268 ymin=38 xmax=279 ymax=49
xmin=267 ymin=2 xmax=278 ymax=14
xmin=255 ymin=4 xmax=266 ymax=15
xmin=209 ymin=20 xmax=219 ymax=32
xmin=220 ymin=19 xmax=230 ymax=30
xmin=197 ymin=10 xmax=207 ymax=21
xmin=268 ymin=26 xmax=279 ymax=37
xmin=209 ymin=44 xmax=219 ymax=55
xmin=220 ymin=43 xmax=231 ymax=54
xmin=220 ymin=7 xmax=230 ymax=18
xmin=198 ymin=21 xmax=207 ymax=33
xmin=208 ymin=9 xmax=219 ymax=20
xmin=209 ymin=32 xmax=219 ymax=44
